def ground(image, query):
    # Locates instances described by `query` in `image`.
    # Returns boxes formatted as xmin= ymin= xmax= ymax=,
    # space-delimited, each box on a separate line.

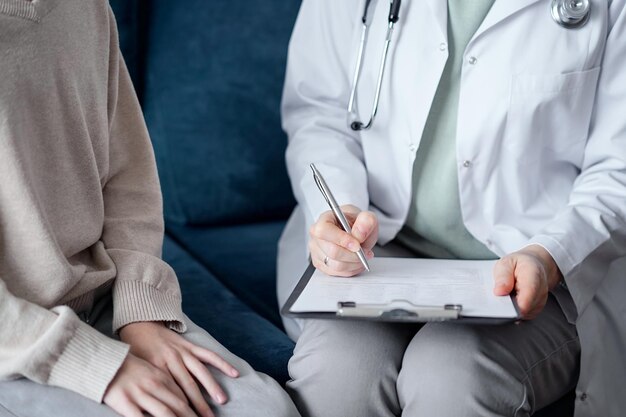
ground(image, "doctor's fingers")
xmin=514 ymin=272 xmax=548 ymax=320
xmin=317 ymin=209 xmax=379 ymax=248
xmin=351 ymin=211 xmax=379 ymax=248
xmin=310 ymin=241 xmax=367 ymax=277
xmin=309 ymin=218 xmax=363 ymax=253
xmin=312 ymin=256 xmax=365 ymax=278
xmin=494 ymin=255 xmax=548 ymax=319
xmin=492 ymin=258 xmax=517 ymax=296
xmin=515 ymin=289 xmax=547 ymax=320
xmin=313 ymin=238 xmax=374 ymax=264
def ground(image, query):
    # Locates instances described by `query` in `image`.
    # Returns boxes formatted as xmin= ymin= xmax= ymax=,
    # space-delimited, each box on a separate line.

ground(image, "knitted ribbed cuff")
xmin=112 ymin=280 xmax=187 ymax=334
xmin=47 ymin=323 xmax=129 ymax=402
xmin=0 ymin=0 xmax=38 ymax=21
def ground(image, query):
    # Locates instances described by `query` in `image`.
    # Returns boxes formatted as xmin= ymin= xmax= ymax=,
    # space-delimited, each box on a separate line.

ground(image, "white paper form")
xmin=290 ymin=257 xmax=518 ymax=318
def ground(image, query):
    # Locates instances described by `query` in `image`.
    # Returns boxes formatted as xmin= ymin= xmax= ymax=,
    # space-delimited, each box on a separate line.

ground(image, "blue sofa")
xmin=109 ymin=0 xmax=299 ymax=385
xmin=108 ymin=1 xmax=575 ymax=415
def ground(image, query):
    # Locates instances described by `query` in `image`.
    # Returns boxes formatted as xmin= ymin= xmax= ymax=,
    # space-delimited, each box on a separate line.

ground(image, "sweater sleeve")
xmin=102 ymin=8 xmax=186 ymax=334
xmin=0 ymin=278 xmax=129 ymax=402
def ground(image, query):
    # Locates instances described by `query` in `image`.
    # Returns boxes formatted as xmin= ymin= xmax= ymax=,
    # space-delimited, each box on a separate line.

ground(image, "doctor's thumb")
xmin=493 ymin=258 xmax=516 ymax=296
xmin=352 ymin=211 xmax=378 ymax=243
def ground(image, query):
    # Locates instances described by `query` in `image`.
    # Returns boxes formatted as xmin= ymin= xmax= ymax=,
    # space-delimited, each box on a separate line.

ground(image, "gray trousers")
xmin=286 ymin=240 xmax=579 ymax=417
xmin=287 ymin=295 xmax=579 ymax=417
xmin=0 ymin=294 xmax=300 ymax=417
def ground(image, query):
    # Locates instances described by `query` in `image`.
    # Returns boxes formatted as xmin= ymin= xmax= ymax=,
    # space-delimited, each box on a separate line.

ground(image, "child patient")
xmin=0 ymin=1 xmax=299 ymax=416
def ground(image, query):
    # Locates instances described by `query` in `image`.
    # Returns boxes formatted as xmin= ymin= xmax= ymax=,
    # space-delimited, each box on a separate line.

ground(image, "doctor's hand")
xmin=309 ymin=204 xmax=378 ymax=277
xmin=493 ymin=245 xmax=563 ymax=320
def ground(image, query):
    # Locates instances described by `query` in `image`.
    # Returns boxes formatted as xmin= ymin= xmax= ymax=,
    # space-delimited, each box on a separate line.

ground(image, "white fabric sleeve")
xmin=282 ymin=0 xmax=370 ymax=232
xmin=529 ymin=0 xmax=626 ymax=313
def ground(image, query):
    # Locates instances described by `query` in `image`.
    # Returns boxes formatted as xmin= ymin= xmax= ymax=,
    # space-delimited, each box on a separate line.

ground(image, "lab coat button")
xmin=579 ymin=393 xmax=588 ymax=401
xmin=486 ymin=239 xmax=493 ymax=247
xmin=409 ymin=144 xmax=417 ymax=152
xmin=468 ymin=56 xmax=477 ymax=65
xmin=463 ymin=160 xmax=471 ymax=168
xmin=439 ymin=42 xmax=447 ymax=51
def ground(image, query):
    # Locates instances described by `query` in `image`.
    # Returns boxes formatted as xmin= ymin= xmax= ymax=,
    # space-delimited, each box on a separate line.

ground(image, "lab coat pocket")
xmin=505 ymin=67 xmax=601 ymax=164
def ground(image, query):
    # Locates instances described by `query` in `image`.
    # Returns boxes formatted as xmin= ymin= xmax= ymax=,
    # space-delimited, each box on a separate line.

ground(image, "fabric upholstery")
xmin=108 ymin=0 xmax=297 ymax=387
xmin=167 ymin=221 xmax=286 ymax=329
xmin=141 ymin=0 xmax=298 ymax=226
xmin=163 ymin=236 xmax=294 ymax=384
xmin=108 ymin=0 xmax=145 ymax=97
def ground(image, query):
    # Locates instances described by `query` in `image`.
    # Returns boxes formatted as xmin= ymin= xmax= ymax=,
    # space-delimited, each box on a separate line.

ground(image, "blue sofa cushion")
xmin=167 ymin=221 xmax=286 ymax=329
xmin=163 ymin=235 xmax=294 ymax=384
xmin=142 ymin=0 xmax=299 ymax=226
xmin=109 ymin=0 xmax=145 ymax=98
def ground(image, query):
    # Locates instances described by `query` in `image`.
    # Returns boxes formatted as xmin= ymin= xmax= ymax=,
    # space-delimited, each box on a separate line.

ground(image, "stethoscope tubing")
xmin=348 ymin=0 xmax=400 ymax=131
xmin=346 ymin=0 xmax=590 ymax=132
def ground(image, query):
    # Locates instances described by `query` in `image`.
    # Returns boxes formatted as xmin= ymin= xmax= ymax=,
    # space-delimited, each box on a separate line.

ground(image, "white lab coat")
xmin=278 ymin=1 xmax=626 ymax=415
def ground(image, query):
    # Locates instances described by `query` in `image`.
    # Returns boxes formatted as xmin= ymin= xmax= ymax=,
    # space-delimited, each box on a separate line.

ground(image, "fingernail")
xmin=347 ymin=242 xmax=360 ymax=252
xmin=216 ymin=394 xmax=226 ymax=404
xmin=230 ymin=368 xmax=239 ymax=377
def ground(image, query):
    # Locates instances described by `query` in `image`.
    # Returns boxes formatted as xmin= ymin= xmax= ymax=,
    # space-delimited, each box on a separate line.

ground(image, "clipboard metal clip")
xmin=337 ymin=300 xmax=462 ymax=322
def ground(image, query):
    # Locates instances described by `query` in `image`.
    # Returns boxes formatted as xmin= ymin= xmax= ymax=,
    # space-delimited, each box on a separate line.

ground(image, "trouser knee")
xmin=287 ymin=320 xmax=415 ymax=417
xmin=397 ymin=323 xmax=529 ymax=417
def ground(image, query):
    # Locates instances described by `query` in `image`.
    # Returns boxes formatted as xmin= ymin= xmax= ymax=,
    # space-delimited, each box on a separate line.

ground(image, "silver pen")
xmin=310 ymin=163 xmax=371 ymax=272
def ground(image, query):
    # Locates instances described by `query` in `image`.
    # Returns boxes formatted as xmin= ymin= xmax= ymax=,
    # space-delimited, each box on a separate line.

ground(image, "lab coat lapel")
xmin=424 ymin=0 xmax=447 ymax=38
xmin=473 ymin=0 xmax=543 ymax=40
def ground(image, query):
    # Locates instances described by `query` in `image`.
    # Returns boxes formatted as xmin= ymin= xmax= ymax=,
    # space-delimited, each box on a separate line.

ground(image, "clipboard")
xmin=282 ymin=263 xmax=522 ymax=325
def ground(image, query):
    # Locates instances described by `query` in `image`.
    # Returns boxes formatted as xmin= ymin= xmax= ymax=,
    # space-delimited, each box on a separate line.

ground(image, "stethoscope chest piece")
xmin=551 ymin=0 xmax=591 ymax=29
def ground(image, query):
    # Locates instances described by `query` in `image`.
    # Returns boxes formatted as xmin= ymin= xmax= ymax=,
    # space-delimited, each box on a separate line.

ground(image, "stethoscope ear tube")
xmin=389 ymin=0 xmax=401 ymax=23
xmin=361 ymin=0 xmax=373 ymax=24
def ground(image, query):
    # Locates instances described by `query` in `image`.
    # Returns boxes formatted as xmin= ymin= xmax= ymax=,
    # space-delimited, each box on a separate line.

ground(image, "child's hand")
xmin=104 ymin=353 xmax=197 ymax=417
xmin=109 ymin=321 xmax=239 ymax=417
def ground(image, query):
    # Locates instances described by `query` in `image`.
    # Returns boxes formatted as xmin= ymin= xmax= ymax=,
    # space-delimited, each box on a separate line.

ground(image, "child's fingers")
xmin=182 ymin=354 xmax=228 ymax=406
xmin=189 ymin=346 xmax=239 ymax=378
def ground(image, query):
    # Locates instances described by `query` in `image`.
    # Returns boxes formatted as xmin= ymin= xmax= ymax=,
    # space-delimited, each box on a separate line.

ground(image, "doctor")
xmin=278 ymin=0 xmax=626 ymax=416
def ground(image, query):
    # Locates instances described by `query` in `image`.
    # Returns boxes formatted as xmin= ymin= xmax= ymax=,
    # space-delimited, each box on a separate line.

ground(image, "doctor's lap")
xmin=286 ymin=212 xmax=579 ymax=417
xmin=288 ymin=300 xmax=578 ymax=417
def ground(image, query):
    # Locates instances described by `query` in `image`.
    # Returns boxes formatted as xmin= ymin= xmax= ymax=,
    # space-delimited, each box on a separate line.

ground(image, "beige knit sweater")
xmin=0 ymin=0 xmax=186 ymax=403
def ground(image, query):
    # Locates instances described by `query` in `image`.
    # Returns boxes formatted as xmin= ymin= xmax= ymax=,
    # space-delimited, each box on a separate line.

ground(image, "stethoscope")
xmin=347 ymin=0 xmax=592 ymax=131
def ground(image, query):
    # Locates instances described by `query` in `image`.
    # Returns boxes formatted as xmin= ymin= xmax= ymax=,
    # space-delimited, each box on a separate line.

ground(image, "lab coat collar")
xmin=425 ymin=0 xmax=543 ymax=43
xmin=424 ymin=0 xmax=447 ymax=39
xmin=474 ymin=0 xmax=543 ymax=41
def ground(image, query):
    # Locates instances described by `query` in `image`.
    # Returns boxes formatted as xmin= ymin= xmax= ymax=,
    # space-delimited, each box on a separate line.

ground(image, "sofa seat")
xmin=166 ymin=221 xmax=287 ymax=330
xmin=162 ymin=235 xmax=294 ymax=385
